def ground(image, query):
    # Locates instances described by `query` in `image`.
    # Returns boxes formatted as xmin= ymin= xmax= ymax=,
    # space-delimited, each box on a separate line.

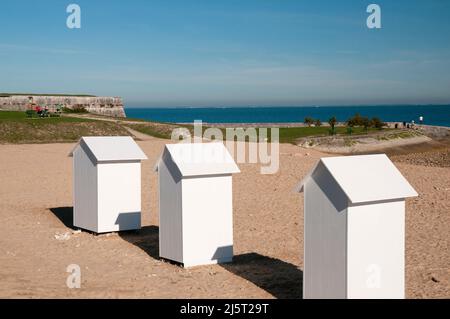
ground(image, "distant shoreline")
xmin=125 ymin=105 xmax=450 ymax=128
xmin=175 ymin=122 xmax=450 ymax=129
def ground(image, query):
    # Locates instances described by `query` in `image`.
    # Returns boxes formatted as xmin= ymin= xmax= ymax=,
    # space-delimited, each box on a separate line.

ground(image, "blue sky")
xmin=1 ymin=0 xmax=449 ymax=107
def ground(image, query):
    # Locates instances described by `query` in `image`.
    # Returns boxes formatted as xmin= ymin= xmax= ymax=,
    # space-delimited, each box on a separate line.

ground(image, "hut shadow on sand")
xmin=49 ymin=206 xmax=76 ymax=230
xmin=221 ymin=252 xmax=303 ymax=299
xmin=48 ymin=207 xmax=160 ymax=259
xmin=46 ymin=210 xmax=302 ymax=299
xmin=121 ymin=228 xmax=303 ymax=298
xmin=119 ymin=225 xmax=160 ymax=260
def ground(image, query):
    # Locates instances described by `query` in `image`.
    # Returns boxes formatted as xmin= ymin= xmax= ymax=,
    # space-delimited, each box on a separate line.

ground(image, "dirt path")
xmin=123 ymin=127 xmax=157 ymax=141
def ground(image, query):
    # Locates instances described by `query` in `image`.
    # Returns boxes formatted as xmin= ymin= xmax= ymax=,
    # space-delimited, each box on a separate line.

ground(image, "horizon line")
xmin=124 ymin=103 xmax=450 ymax=109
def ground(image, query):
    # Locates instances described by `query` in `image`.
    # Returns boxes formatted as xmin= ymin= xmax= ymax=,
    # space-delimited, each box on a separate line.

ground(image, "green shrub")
xmin=370 ymin=117 xmax=386 ymax=129
xmin=347 ymin=126 xmax=353 ymax=135
xmin=304 ymin=117 xmax=314 ymax=126
xmin=347 ymin=113 xmax=386 ymax=130
xmin=25 ymin=110 xmax=37 ymax=118
xmin=361 ymin=117 xmax=370 ymax=131
xmin=347 ymin=113 xmax=365 ymax=127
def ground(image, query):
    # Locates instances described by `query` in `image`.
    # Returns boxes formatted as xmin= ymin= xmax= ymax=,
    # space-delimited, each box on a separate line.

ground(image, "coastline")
xmin=125 ymin=105 xmax=450 ymax=128
xmin=177 ymin=122 xmax=450 ymax=129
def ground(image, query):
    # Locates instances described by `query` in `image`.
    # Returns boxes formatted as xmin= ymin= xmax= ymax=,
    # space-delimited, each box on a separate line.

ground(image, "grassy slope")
xmin=0 ymin=110 xmax=393 ymax=144
xmin=0 ymin=111 xmax=129 ymax=144
xmin=278 ymin=126 xmax=380 ymax=143
xmin=128 ymin=120 xmax=384 ymax=144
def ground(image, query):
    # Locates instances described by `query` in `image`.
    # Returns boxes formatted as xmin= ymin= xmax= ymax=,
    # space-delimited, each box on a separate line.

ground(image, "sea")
xmin=125 ymin=105 xmax=450 ymax=127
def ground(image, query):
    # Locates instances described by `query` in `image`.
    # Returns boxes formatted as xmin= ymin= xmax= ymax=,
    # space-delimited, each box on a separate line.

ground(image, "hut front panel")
xmin=304 ymin=163 xmax=348 ymax=299
xmin=347 ymin=200 xmax=405 ymax=299
xmin=158 ymin=158 xmax=183 ymax=263
xmin=73 ymin=146 xmax=98 ymax=232
xmin=96 ymin=162 xmax=142 ymax=233
xmin=181 ymin=175 xmax=233 ymax=267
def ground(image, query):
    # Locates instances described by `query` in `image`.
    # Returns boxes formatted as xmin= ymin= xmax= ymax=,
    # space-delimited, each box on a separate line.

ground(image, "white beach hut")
xmin=296 ymin=154 xmax=418 ymax=299
xmin=155 ymin=142 xmax=240 ymax=267
xmin=70 ymin=136 xmax=147 ymax=233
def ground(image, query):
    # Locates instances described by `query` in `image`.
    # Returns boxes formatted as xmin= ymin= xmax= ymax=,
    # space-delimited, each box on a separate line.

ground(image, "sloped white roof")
xmin=70 ymin=136 xmax=147 ymax=163
xmin=158 ymin=142 xmax=240 ymax=177
xmin=297 ymin=154 xmax=418 ymax=204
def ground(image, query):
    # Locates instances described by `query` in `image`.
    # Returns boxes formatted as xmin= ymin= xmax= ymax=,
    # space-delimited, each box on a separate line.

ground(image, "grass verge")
xmin=0 ymin=111 xmax=129 ymax=144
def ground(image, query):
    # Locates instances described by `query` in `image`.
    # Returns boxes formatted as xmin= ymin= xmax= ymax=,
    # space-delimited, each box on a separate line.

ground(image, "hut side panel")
xmin=158 ymin=158 xmax=183 ymax=263
xmin=73 ymin=146 xmax=98 ymax=232
xmin=347 ymin=200 xmax=405 ymax=299
xmin=96 ymin=162 xmax=142 ymax=233
xmin=181 ymin=175 xmax=233 ymax=267
xmin=304 ymin=163 xmax=348 ymax=299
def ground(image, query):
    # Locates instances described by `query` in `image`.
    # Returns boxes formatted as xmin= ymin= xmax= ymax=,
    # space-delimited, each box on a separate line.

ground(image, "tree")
xmin=362 ymin=117 xmax=370 ymax=132
xmin=370 ymin=117 xmax=385 ymax=129
xmin=304 ymin=117 xmax=314 ymax=127
xmin=347 ymin=113 xmax=364 ymax=127
xmin=328 ymin=116 xmax=337 ymax=135
xmin=315 ymin=119 xmax=322 ymax=127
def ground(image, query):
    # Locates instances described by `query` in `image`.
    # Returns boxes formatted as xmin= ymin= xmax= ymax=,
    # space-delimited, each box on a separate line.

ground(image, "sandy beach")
xmin=0 ymin=138 xmax=448 ymax=299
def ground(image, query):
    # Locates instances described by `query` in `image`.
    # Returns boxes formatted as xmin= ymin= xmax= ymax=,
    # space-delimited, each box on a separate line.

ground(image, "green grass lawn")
xmin=277 ymin=126 xmax=381 ymax=143
xmin=217 ymin=126 xmax=383 ymax=144
xmin=0 ymin=111 xmax=129 ymax=144
xmin=0 ymin=110 xmax=393 ymax=144
xmin=0 ymin=111 xmax=91 ymax=123
xmin=127 ymin=121 xmax=387 ymax=144
xmin=0 ymin=111 xmax=32 ymax=120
